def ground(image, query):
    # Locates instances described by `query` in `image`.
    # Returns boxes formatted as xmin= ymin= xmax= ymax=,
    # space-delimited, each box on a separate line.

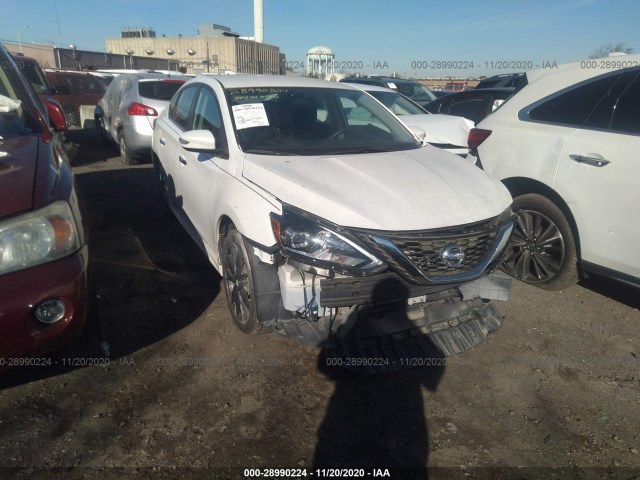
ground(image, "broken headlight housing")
xmin=270 ymin=206 xmax=386 ymax=275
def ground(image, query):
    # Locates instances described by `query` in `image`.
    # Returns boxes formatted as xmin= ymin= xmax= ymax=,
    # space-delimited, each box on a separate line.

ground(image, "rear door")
xmin=555 ymin=70 xmax=640 ymax=278
xmin=153 ymin=84 xmax=198 ymax=209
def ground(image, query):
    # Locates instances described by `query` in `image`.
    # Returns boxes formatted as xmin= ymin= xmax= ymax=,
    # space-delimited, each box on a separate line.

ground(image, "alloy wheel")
xmin=223 ymin=242 xmax=251 ymax=325
xmin=502 ymin=209 xmax=565 ymax=283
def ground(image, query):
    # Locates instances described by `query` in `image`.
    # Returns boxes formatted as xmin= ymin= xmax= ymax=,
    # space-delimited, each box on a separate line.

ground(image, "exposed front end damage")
xmin=255 ymin=207 xmax=515 ymax=370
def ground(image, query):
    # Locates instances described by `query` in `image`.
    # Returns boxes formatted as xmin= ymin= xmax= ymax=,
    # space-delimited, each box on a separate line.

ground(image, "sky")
xmin=0 ymin=0 xmax=638 ymax=77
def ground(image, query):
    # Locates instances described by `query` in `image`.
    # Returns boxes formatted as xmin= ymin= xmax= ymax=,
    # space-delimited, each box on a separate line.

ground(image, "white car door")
xmin=176 ymin=86 xmax=229 ymax=255
xmin=154 ymin=85 xmax=199 ymax=209
xmin=555 ymin=72 xmax=640 ymax=278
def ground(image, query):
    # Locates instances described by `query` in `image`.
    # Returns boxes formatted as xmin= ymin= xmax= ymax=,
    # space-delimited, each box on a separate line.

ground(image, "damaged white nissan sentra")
xmin=152 ymin=75 xmax=515 ymax=358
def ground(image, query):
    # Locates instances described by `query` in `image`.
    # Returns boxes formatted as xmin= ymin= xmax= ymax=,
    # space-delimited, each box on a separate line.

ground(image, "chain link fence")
xmin=44 ymin=71 xmax=111 ymax=129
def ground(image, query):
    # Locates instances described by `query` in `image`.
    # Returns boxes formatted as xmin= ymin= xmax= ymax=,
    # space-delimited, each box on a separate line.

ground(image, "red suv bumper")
xmin=0 ymin=245 xmax=90 ymax=361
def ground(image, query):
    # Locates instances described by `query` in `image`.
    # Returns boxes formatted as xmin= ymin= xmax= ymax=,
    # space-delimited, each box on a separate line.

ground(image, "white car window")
xmin=169 ymin=86 xmax=198 ymax=130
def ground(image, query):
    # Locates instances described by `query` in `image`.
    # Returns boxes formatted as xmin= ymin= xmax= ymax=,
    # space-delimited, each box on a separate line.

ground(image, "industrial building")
xmin=105 ymin=23 xmax=285 ymax=75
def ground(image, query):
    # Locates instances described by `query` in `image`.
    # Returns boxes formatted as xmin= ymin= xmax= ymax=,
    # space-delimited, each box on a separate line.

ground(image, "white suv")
xmin=469 ymin=56 xmax=640 ymax=290
xmin=152 ymin=75 xmax=515 ymax=355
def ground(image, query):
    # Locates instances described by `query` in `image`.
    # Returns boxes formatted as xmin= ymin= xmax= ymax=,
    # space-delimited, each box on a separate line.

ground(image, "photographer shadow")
xmin=314 ymin=278 xmax=446 ymax=478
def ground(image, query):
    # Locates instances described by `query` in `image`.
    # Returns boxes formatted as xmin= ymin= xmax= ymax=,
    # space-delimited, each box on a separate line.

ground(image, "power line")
xmin=52 ymin=0 xmax=63 ymax=46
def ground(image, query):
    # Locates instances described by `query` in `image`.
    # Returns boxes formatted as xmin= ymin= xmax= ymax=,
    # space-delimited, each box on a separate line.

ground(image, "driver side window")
xmin=169 ymin=86 xmax=198 ymax=130
xmin=191 ymin=88 xmax=227 ymax=152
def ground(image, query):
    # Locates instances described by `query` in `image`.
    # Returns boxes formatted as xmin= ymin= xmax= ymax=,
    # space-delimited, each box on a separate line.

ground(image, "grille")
xmin=393 ymin=231 xmax=498 ymax=276
xmin=353 ymin=217 xmax=505 ymax=284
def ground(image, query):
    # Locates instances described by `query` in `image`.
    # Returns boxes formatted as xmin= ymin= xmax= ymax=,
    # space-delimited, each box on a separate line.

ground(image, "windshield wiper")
xmin=243 ymin=149 xmax=300 ymax=156
xmin=327 ymin=146 xmax=402 ymax=155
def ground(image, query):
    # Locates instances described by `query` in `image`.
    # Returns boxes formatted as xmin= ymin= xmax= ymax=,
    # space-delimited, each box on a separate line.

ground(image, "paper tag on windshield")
xmin=232 ymin=103 xmax=270 ymax=130
xmin=386 ymin=82 xmax=397 ymax=89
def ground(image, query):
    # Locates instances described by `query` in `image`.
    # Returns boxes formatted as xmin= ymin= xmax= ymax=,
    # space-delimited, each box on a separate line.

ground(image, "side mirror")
xmin=46 ymin=99 xmax=68 ymax=132
xmin=179 ymin=130 xmax=217 ymax=152
xmin=408 ymin=125 xmax=427 ymax=142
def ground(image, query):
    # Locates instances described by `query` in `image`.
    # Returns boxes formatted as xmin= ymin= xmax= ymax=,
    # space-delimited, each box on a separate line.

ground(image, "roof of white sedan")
xmin=342 ymin=83 xmax=393 ymax=93
xmin=193 ymin=74 xmax=357 ymax=90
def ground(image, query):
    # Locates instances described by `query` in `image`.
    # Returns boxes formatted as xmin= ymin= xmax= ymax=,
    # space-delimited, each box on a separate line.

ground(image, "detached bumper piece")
xmin=326 ymin=297 xmax=504 ymax=375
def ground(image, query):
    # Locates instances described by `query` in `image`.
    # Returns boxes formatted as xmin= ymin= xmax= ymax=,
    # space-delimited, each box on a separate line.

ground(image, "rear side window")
xmin=528 ymin=72 xmax=632 ymax=127
xmin=169 ymin=86 xmax=198 ymax=130
xmin=609 ymin=72 xmax=640 ymax=134
xmin=139 ymin=80 xmax=184 ymax=101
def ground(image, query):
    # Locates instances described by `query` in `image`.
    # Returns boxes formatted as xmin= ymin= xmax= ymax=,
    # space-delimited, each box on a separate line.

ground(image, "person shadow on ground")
xmin=313 ymin=278 xmax=446 ymax=479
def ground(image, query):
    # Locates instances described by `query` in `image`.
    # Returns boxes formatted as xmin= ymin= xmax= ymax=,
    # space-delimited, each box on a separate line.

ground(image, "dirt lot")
xmin=1 ymin=131 xmax=639 ymax=480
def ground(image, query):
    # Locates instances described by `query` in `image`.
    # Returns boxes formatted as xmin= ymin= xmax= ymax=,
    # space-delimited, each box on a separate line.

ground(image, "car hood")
xmin=0 ymin=135 xmax=39 ymax=218
xmin=401 ymin=114 xmax=474 ymax=147
xmin=242 ymin=146 xmax=512 ymax=230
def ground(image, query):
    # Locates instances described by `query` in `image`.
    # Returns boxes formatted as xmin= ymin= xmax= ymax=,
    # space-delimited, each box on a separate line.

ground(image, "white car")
xmin=95 ymin=72 xmax=190 ymax=164
xmin=152 ymin=75 xmax=515 ymax=355
xmin=344 ymin=83 xmax=474 ymax=155
xmin=468 ymin=55 xmax=640 ymax=290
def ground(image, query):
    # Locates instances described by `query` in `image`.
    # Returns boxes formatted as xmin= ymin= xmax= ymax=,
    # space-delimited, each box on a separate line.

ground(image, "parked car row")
xmin=3 ymin=40 xmax=639 ymax=362
xmin=339 ymin=76 xmax=438 ymax=107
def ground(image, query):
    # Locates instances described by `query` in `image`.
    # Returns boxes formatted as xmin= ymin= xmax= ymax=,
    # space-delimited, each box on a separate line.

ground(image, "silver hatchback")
xmin=95 ymin=72 xmax=189 ymax=164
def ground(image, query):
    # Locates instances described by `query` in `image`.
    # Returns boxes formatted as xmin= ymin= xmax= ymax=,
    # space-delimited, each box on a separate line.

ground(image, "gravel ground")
xmin=1 ymin=131 xmax=639 ymax=480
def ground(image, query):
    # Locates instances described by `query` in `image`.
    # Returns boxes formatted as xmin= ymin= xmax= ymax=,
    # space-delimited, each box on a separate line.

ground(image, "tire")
xmin=501 ymin=193 xmax=578 ymax=290
xmin=221 ymin=230 xmax=268 ymax=335
xmin=118 ymin=131 xmax=138 ymax=166
xmin=95 ymin=116 xmax=106 ymax=146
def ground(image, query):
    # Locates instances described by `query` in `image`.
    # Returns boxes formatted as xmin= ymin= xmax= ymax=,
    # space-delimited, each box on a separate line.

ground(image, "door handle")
xmin=179 ymin=155 xmax=187 ymax=165
xmin=159 ymin=138 xmax=166 ymax=146
xmin=569 ymin=154 xmax=610 ymax=167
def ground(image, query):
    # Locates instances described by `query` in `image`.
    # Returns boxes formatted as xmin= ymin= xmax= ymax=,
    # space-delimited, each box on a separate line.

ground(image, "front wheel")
xmin=501 ymin=193 xmax=578 ymax=290
xmin=221 ymin=230 xmax=267 ymax=335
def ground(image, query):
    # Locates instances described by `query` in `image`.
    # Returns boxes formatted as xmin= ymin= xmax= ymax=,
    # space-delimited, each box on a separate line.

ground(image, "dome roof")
xmin=307 ymin=45 xmax=333 ymax=56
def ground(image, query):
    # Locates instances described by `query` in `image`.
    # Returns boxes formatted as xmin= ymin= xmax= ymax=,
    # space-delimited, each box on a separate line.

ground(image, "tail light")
xmin=128 ymin=102 xmax=158 ymax=116
xmin=467 ymin=128 xmax=492 ymax=150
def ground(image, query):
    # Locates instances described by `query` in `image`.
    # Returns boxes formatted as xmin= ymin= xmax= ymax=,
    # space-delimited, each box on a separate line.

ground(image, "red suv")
xmin=10 ymin=53 xmax=68 ymax=132
xmin=45 ymin=71 xmax=108 ymax=128
xmin=0 ymin=43 xmax=90 ymax=363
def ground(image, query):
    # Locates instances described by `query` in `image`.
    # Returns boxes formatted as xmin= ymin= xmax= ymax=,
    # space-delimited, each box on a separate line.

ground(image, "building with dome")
xmin=306 ymin=46 xmax=335 ymax=77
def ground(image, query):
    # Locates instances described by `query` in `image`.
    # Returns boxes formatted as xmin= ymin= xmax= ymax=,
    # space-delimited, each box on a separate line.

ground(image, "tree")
xmin=589 ymin=42 xmax=634 ymax=59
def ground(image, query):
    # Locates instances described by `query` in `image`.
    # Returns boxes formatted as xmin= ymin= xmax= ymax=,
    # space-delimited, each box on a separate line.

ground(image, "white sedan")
xmin=343 ymin=83 xmax=474 ymax=156
xmin=152 ymin=75 xmax=515 ymax=354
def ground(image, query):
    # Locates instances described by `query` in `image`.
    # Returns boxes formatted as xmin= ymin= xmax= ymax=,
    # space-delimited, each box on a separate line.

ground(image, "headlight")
xmin=270 ymin=207 xmax=385 ymax=274
xmin=0 ymin=201 xmax=81 ymax=276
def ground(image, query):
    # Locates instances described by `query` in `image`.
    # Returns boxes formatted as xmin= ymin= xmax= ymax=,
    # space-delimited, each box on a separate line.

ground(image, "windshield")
xmin=226 ymin=87 xmax=419 ymax=156
xmin=368 ymin=90 xmax=426 ymax=115
xmin=395 ymin=82 xmax=437 ymax=102
xmin=0 ymin=61 xmax=38 ymax=138
xmin=18 ymin=61 xmax=51 ymax=95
